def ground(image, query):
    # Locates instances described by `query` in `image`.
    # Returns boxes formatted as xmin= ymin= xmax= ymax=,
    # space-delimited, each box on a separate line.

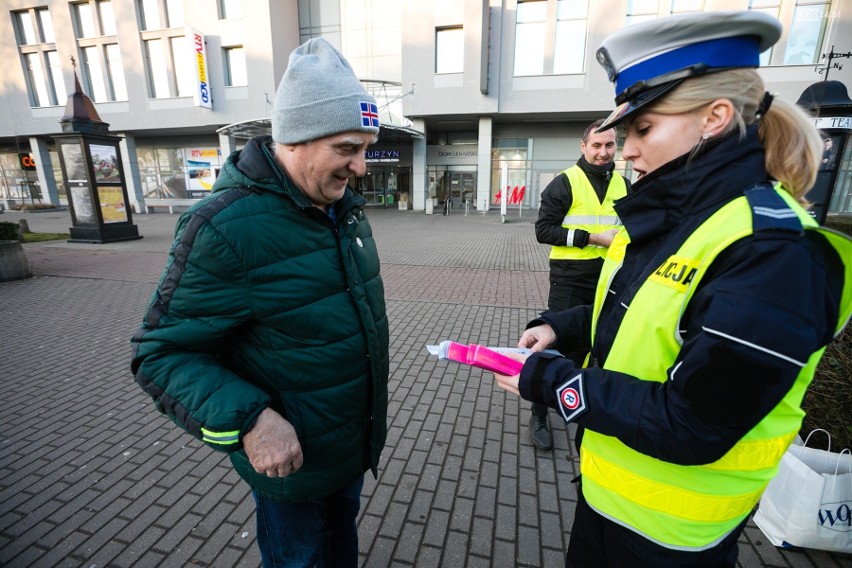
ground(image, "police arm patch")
xmin=556 ymin=373 xmax=586 ymax=423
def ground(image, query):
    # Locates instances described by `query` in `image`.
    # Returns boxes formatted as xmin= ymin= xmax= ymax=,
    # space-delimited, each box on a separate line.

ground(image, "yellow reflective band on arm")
xmin=582 ymin=450 xmax=766 ymax=523
xmin=201 ymin=427 xmax=240 ymax=445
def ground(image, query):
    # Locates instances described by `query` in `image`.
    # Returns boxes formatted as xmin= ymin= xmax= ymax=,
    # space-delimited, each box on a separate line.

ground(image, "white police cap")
xmin=596 ymin=11 xmax=782 ymax=131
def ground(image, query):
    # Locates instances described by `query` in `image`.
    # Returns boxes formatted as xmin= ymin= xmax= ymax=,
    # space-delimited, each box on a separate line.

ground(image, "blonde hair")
xmin=646 ymin=69 xmax=823 ymax=203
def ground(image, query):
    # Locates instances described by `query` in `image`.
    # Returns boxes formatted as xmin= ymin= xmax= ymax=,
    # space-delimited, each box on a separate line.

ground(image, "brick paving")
xmin=0 ymin=207 xmax=850 ymax=568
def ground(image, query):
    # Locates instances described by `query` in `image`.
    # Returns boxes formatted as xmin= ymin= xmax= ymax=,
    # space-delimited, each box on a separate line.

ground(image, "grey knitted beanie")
xmin=271 ymin=38 xmax=380 ymax=144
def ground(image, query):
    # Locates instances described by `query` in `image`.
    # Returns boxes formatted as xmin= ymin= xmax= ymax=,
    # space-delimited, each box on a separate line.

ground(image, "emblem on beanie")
xmin=360 ymin=102 xmax=380 ymax=128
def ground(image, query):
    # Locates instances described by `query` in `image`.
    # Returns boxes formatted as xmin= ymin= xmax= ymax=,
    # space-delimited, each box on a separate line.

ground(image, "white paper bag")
xmin=754 ymin=429 xmax=852 ymax=553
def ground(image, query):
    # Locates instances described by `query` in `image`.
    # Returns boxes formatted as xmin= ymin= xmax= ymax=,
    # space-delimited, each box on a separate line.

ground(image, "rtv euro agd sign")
xmin=188 ymin=28 xmax=212 ymax=109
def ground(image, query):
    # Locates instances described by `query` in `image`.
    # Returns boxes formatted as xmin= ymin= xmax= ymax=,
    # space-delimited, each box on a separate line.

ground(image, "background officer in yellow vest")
xmin=492 ymin=10 xmax=852 ymax=567
xmin=528 ymin=119 xmax=629 ymax=451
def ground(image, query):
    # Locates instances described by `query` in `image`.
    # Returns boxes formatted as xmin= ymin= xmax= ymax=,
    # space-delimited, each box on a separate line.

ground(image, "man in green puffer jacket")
xmin=130 ymin=38 xmax=388 ymax=568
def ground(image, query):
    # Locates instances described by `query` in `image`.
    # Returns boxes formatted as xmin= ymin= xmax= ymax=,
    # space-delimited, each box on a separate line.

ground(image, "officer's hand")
xmin=492 ymin=370 xmax=521 ymax=396
xmin=518 ymin=324 xmax=556 ymax=352
xmin=243 ymin=408 xmax=304 ymax=478
xmin=590 ymin=228 xmax=620 ymax=247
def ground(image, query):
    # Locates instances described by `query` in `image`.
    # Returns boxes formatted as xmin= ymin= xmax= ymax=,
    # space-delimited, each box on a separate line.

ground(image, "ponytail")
xmin=648 ymin=69 xmax=823 ymax=204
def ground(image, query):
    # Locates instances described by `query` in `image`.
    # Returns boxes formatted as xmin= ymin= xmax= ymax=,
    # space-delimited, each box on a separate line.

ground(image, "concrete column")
xmin=28 ymin=137 xmax=60 ymax=205
xmin=219 ymin=133 xmax=238 ymax=158
xmin=477 ymin=117 xmax=493 ymax=212
xmin=119 ymin=134 xmax=146 ymax=213
xmin=411 ymin=119 xmax=427 ymax=212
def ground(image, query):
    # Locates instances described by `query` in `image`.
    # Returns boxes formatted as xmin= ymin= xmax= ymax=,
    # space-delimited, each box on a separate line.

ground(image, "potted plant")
xmin=0 ymin=221 xmax=30 ymax=281
xmin=398 ymin=192 xmax=410 ymax=210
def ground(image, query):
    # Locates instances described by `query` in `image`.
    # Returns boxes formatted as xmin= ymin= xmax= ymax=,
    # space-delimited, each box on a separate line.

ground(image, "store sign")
xmin=189 ymin=28 xmax=212 ymax=109
xmin=366 ymin=149 xmax=401 ymax=163
xmin=19 ymin=153 xmax=36 ymax=171
xmin=427 ymin=145 xmax=478 ymax=165
xmin=812 ymin=116 xmax=852 ymax=130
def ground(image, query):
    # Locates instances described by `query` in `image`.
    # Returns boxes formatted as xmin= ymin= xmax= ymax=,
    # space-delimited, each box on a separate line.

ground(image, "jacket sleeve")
xmin=519 ymin=232 xmax=843 ymax=465
xmin=130 ymin=215 xmax=270 ymax=452
xmin=535 ymin=174 xmax=591 ymax=248
xmin=528 ymin=305 xmax=593 ymax=357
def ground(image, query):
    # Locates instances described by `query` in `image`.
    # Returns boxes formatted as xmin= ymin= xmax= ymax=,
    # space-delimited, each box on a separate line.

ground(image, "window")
xmin=171 ymin=36 xmax=195 ymax=97
xmin=784 ymin=0 xmax=829 ymax=64
xmin=139 ymin=0 xmax=192 ymax=98
xmin=749 ymin=0 xmax=780 ymax=65
xmin=828 ymin=136 xmax=851 ymax=214
xmin=749 ymin=0 xmax=831 ymax=66
xmin=436 ymin=27 xmax=464 ymax=74
xmin=145 ymin=39 xmax=170 ymax=97
xmin=514 ymin=0 xmax=590 ymax=76
xmin=625 ymin=0 xmax=659 ymax=25
xmin=74 ymin=1 xmax=126 ymax=102
xmin=140 ymin=0 xmax=184 ymax=30
xmin=15 ymin=8 xmax=66 ymax=107
xmin=514 ymin=0 xmax=546 ymax=76
xmin=224 ymin=46 xmax=247 ymax=86
xmin=670 ymin=0 xmax=703 ymax=13
xmin=105 ymin=44 xmax=127 ymax=100
xmin=491 ymin=138 xmax=530 ymax=206
xmin=220 ymin=0 xmax=242 ymax=19
xmin=553 ymin=0 xmax=588 ymax=74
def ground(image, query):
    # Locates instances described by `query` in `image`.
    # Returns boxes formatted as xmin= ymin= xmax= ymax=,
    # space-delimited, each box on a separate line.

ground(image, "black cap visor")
xmin=597 ymin=79 xmax=684 ymax=132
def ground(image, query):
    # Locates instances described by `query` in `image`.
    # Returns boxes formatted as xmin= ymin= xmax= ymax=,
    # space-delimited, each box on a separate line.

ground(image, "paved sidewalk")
xmin=1 ymin=207 xmax=849 ymax=567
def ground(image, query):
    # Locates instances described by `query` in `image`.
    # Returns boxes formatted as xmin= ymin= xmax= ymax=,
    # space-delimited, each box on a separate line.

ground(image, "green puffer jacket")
xmin=131 ymin=136 xmax=389 ymax=502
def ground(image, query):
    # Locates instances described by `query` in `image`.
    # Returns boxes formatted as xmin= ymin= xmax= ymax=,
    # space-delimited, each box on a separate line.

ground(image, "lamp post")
xmin=54 ymin=64 xmax=140 ymax=243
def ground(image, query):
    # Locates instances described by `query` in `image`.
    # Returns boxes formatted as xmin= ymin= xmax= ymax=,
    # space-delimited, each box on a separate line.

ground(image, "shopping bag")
xmin=753 ymin=429 xmax=852 ymax=553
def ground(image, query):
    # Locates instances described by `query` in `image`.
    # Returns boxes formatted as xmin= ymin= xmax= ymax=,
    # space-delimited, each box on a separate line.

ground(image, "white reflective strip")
xmin=619 ymin=302 xmax=629 ymax=310
xmin=669 ymin=360 xmax=683 ymax=381
xmin=752 ymin=206 xmax=798 ymax=219
xmin=702 ymin=326 xmax=807 ymax=367
xmin=562 ymin=215 xmax=620 ymax=225
xmin=567 ymin=229 xmax=575 ymax=246
xmin=563 ymin=215 xmax=600 ymax=225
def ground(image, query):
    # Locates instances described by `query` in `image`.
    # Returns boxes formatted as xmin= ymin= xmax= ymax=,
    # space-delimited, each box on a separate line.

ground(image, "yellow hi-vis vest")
xmin=582 ymin=185 xmax=852 ymax=551
xmin=549 ymin=165 xmax=627 ymax=261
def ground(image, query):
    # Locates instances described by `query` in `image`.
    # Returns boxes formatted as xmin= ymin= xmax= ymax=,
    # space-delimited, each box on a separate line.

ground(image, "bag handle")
xmin=799 ymin=428 xmax=831 ymax=453
xmin=794 ymin=429 xmax=833 ymax=470
xmin=835 ymin=448 xmax=851 ymax=476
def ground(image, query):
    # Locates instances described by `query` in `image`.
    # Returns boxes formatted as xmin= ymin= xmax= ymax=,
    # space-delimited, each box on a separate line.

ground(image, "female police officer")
xmin=492 ymin=11 xmax=852 ymax=568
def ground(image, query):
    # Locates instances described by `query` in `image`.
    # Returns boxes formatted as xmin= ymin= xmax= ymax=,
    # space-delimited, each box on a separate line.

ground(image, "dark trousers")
xmin=566 ymin=484 xmax=744 ymax=568
xmin=253 ymin=475 xmax=364 ymax=568
xmin=531 ymin=281 xmax=595 ymax=434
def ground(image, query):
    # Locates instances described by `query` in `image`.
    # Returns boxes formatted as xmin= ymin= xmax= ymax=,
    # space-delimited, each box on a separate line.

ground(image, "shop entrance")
xmin=428 ymin=166 xmax=477 ymax=213
xmin=353 ymin=166 xmax=411 ymax=206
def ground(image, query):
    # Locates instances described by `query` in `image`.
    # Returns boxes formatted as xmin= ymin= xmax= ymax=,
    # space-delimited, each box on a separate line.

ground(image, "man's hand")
xmin=589 ymin=228 xmax=620 ymax=248
xmin=492 ymin=370 xmax=521 ymax=396
xmin=243 ymin=408 xmax=303 ymax=478
xmin=518 ymin=324 xmax=557 ymax=352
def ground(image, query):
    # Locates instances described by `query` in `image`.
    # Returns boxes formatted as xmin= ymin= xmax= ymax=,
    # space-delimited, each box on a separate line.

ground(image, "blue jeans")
xmin=253 ymin=475 xmax=364 ymax=568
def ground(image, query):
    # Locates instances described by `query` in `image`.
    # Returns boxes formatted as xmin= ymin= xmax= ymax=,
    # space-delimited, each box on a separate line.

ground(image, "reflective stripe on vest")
xmin=550 ymin=165 xmax=627 ymax=261
xmin=583 ymin=184 xmax=852 ymax=550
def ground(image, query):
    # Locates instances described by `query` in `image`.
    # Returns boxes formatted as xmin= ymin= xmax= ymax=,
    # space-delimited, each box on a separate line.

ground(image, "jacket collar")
xmin=614 ymin=125 xmax=767 ymax=242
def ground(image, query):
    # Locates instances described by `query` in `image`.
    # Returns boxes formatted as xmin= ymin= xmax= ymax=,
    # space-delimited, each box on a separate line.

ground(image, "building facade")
xmin=2 ymin=0 xmax=851 ymax=216
xmin=401 ymin=0 xmax=852 ymax=214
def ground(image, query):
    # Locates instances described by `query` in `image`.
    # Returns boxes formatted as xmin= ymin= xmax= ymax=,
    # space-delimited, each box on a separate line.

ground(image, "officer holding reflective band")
xmin=492 ymin=11 xmax=852 ymax=567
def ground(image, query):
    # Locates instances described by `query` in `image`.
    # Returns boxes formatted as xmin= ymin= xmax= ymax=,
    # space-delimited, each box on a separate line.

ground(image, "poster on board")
xmin=90 ymin=144 xmax=120 ymax=183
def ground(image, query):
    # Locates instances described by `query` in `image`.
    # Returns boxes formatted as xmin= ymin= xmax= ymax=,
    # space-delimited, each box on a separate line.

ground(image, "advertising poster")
xmin=70 ymin=182 xmax=96 ymax=224
xmin=90 ymin=144 xmax=121 ymax=183
xmin=186 ymin=148 xmax=220 ymax=198
xmin=62 ymin=144 xmax=88 ymax=182
xmin=97 ymin=185 xmax=128 ymax=224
